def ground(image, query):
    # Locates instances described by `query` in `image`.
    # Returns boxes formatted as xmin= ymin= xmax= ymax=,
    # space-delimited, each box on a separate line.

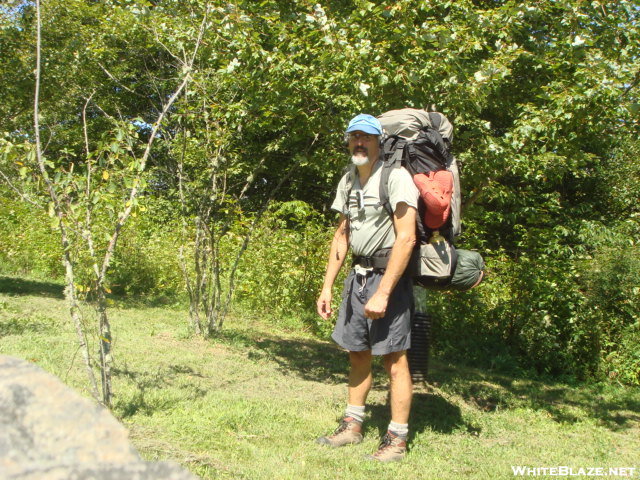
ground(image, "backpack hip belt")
xmin=351 ymin=248 xmax=392 ymax=271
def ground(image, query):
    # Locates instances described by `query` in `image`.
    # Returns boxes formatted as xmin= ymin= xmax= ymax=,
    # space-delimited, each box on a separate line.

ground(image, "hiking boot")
xmin=316 ymin=417 xmax=363 ymax=447
xmin=366 ymin=431 xmax=407 ymax=462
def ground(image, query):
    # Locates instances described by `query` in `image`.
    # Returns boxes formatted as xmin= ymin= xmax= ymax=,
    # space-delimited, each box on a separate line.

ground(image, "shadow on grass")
xmin=217 ymin=329 xmax=480 ymax=437
xmin=220 ymin=328 xmax=640 ymax=433
xmin=366 ymin=391 xmax=473 ymax=442
xmin=207 ymin=325 xmax=640 ymax=434
xmin=0 ymin=316 xmax=57 ymax=337
xmin=0 ymin=276 xmax=64 ymax=298
xmin=255 ymin=336 xmax=349 ymax=384
xmin=428 ymin=361 xmax=640 ymax=432
xmin=412 ymin=392 xmax=480 ymax=435
xmin=112 ymin=362 xmax=209 ymax=418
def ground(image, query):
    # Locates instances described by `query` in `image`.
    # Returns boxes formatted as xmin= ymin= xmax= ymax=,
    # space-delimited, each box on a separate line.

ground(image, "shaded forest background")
xmin=1 ymin=0 xmax=639 ymax=391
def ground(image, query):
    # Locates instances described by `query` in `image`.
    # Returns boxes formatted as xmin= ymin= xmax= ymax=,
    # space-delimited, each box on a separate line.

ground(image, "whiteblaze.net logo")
xmin=511 ymin=466 xmax=637 ymax=477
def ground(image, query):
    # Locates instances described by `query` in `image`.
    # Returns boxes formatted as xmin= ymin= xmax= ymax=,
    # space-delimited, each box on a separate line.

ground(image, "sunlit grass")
xmin=1 ymin=275 xmax=639 ymax=480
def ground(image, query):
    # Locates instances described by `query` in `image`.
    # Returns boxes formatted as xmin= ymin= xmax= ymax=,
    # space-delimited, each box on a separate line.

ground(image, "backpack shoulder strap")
xmin=343 ymin=164 xmax=356 ymax=210
xmin=379 ymin=145 xmax=404 ymax=217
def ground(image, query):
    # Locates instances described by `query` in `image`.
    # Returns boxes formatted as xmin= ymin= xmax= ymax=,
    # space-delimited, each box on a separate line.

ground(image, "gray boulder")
xmin=0 ymin=355 xmax=198 ymax=480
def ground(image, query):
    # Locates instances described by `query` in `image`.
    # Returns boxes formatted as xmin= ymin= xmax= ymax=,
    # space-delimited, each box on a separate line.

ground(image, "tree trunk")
xmin=63 ymin=252 xmax=101 ymax=403
xmin=34 ymin=0 xmax=100 ymax=404
xmin=95 ymin=288 xmax=113 ymax=408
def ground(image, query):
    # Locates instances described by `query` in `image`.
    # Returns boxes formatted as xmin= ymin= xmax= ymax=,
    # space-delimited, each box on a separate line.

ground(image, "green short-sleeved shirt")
xmin=331 ymin=161 xmax=419 ymax=257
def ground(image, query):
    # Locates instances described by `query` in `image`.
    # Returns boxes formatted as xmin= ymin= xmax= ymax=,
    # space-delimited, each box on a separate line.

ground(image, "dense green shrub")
xmin=0 ymin=195 xmax=63 ymax=279
xmin=233 ymin=201 xmax=334 ymax=334
xmin=578 ymin=246 xmax=640 ymax=384
xmin=427 ymin=242 xmax=639 ymax=385
xmin=602 ymin=323 xmax=640 ymax=385
xmin=107 ymin=200 xmax=185 ymax=299
xmin=0 ymin=192 xmax=184 ymax=299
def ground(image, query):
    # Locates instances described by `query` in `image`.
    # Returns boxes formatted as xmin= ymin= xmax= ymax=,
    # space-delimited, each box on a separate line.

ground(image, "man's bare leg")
xmin=348 ymin=350 xmax=373 ymax=406
xmin=317 ymin=350 xmax=372 ymax=447
xmin=383 ymin=349 xmax=412 ymax=423
xmin=366 ymin=350 xmax=412 ymax=462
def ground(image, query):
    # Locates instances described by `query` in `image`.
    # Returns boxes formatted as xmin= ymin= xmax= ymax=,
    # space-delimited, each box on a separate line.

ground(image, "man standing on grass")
xmin=315 ymin=113 xmax=419 ymax=462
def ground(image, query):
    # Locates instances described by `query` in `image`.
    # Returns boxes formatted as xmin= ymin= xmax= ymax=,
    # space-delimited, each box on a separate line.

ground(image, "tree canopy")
xmin=1 ymin=0 xmax=639 ymax=383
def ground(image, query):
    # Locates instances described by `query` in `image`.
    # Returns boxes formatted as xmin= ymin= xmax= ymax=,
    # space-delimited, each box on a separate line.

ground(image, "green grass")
xmin=1 ymin=275 xmax=639 ymax=479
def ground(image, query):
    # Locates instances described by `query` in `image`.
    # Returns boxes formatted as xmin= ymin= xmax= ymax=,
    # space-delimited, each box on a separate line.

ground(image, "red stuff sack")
xmin=413 ymin=170 xmax=454 ymax=229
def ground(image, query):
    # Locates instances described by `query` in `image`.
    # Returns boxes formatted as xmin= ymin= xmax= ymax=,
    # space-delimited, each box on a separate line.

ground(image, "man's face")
xmin=348 ymin=131 xmax=380 ymax=166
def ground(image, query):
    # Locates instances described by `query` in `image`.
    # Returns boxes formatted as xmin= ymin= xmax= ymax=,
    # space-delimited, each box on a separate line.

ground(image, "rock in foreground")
xmin=0 ymin=355 xmax=198 ymax=480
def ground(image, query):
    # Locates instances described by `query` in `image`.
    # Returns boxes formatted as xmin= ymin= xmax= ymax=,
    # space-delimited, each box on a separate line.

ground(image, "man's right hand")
xmin=316 ymin=290 xmax=333 ymax=320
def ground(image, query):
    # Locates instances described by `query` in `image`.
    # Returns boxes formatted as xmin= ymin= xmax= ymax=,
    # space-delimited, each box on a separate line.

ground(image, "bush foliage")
xmin=0 ymin=195 xmax=63 ymax=279
xmin=1 ymin=0 xmax=638 ymax=384
xmin=2 ymin=190 xmax=638 ymax=384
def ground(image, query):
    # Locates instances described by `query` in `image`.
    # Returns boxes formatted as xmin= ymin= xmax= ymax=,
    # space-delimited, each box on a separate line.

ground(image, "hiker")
xmin=316 ymin=113 xmax=419 ymax=462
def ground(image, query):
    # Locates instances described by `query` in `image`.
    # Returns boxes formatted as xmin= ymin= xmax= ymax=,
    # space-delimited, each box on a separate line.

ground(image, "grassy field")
xmin=1 ymin=275 xmax=639 ymax=480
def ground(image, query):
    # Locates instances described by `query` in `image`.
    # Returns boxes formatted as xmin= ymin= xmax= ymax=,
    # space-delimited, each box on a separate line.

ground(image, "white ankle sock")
xmin=388 ymin=421 xmax=408 ymax=439
xmin=344 ymin=404 xmax=366 ymax=423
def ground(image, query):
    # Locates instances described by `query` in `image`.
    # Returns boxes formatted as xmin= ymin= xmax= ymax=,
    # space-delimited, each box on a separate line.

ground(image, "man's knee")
xmin=349 ymin=350 xmax=372 ymax=368
xmin=383 ymin=350 xmax=410 ymax=378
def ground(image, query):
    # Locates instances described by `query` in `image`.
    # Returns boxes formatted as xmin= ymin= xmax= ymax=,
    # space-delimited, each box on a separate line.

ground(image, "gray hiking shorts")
xmin=331 ymin=269 xmax=413 ymax=356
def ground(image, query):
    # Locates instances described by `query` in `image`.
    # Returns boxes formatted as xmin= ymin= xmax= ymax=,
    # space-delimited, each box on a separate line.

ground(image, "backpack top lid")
xmin=378 ymin=108 xmax=453 ymax=142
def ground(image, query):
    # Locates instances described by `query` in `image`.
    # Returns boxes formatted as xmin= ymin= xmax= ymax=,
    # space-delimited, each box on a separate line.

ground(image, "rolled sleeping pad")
xmin=414 ymin=248 xmax=485 ymax=291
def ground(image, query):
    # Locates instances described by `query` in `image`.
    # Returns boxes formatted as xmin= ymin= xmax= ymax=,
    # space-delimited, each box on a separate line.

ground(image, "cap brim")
xmin=346 ymin=124 xmax=381 ymax=135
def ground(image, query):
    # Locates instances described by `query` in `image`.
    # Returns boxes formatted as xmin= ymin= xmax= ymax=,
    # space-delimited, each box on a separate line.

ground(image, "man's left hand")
xmin=364 ymin=291 xmax=389 ymax=320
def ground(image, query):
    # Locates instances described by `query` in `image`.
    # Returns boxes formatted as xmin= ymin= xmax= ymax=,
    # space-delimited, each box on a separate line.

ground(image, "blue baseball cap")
xmin=346 ymin=114 xmax=382 ymax=136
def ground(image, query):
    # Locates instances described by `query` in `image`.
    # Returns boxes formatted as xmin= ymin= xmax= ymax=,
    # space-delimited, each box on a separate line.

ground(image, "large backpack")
xmin=377 ymin=108 xmax=460 ymax=242
xmin=376 ymin=108 xmax=483 ymax=290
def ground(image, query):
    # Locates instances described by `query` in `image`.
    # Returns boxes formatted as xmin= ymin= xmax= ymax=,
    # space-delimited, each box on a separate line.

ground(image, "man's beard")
xmin=351 ymin=147 xmax=369 ymax=166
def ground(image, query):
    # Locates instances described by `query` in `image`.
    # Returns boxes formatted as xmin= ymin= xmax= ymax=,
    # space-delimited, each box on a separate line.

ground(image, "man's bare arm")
xmin=317 ymin=214 xmax=349 ymax=319
xmin=364 ymin=203 xmax=416 ymax=320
